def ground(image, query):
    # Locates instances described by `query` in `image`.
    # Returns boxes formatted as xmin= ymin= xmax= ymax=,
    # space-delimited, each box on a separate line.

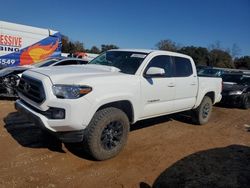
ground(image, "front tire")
xmin=193 ymin=96 xmax=213 ymax=125
xmin=84 ymin=107 xmax=129 ymax=160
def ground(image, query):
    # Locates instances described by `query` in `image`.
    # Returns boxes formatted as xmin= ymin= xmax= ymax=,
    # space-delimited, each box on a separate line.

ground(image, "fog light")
xmin=52 ymin=108 xmax=65 ymax=119
xmin=44 ymin=107 xmax=65 ymax=119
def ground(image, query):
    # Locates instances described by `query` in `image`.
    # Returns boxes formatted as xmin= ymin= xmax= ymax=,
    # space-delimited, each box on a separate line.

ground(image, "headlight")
xmin=228 ymin=90 xmax=243 ymax=95
xmin=52 ymin=85 xmax=92 ymax=99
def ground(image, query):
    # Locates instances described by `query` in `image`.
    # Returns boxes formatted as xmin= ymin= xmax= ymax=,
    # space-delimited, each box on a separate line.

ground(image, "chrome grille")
xmin=18 ymin=75 xmax=45 ymax=103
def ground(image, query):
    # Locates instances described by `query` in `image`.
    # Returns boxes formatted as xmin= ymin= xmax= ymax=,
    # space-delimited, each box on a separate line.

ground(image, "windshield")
xmin=89 ymin=51 xmax=148 ymax=74
xmin=222 ymin=74 xmax=250 ymax=85
xmin=33 ymin=59 xmax=59 ymax=68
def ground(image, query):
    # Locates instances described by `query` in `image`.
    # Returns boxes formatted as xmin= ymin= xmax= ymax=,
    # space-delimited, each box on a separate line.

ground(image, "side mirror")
xmin=144 ymin=67 xmax=165 ymax=78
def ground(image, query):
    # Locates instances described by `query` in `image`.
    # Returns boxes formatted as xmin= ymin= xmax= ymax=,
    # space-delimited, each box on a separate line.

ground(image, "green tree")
xmin=156 ymin=39 xmax=178 ymax=52
xmin=209 ymin=49 xmax=234 ymax=68
xmin=74 ymin=41 xmax=85 ymax=52
xmin=61 ymin=34 xmax=85 ymax=53
xmin=89 ymin=46 xmax=101 ymax=54
xmin=67 ymin=41 xmax=75 ymax=54
xmin=179 ymin=46 xmax=210 ymax=66
xmin=234 ymin=56 xmax=250 ymax=70
xmin=101 ymin=44 xmax=119 ymax=52
xmin=61 ymin=35 xmax=70 ymax=53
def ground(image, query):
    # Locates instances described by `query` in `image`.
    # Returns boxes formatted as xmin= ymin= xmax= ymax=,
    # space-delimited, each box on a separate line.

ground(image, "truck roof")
xmin=110 ymin=49 xmax=192 ymax=59
xmin=110 ymin=49 xmax=155 ymax=53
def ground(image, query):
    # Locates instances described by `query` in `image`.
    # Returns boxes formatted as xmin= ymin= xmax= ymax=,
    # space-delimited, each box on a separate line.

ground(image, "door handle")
xmin=168 ymin=83 xmax=175 ymax=87
xmin=191 ymin=83 xmax=196 ymax=86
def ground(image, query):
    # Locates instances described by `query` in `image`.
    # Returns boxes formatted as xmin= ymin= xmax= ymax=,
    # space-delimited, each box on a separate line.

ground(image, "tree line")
xmin=156 ymin=39 xmax=250 ymax=70
xmin=62 ymin=35 xmax=250 ymax=70
xmin=61 ymin=35 xmax=118 ymax=54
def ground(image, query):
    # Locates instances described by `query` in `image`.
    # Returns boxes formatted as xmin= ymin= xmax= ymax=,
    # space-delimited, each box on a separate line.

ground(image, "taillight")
xmin=221 ymin=81 xmax=223 ymax=93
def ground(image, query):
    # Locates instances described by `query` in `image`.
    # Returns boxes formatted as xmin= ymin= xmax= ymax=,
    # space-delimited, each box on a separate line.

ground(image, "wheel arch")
xmin=96 ymin=100 xmax=134 ymax=123
xmin=194 ymin=90 xmax=216 ymax=109
xmin=205 ymin=91 xmax=215 ymax=103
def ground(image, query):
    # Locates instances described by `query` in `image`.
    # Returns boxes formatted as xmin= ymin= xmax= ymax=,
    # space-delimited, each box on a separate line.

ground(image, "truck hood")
xmin=29 ymin=64 xmax=122 ymax=84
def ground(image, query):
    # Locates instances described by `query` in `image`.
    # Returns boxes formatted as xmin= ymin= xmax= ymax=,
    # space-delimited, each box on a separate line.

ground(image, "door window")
xmin=145 ymin=55 xmax=172 ymax=77
xmin=173 ymin=57 xmax=193 ymax=77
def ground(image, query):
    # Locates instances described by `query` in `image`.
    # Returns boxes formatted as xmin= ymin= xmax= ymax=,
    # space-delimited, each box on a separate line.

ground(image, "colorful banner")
xmin=0 ymin=33 xmax=61 ymax=67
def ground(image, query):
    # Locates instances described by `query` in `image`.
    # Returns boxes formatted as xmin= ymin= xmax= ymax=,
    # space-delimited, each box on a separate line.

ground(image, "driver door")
xmin=140 ymin=55 xmax=175 ymax=118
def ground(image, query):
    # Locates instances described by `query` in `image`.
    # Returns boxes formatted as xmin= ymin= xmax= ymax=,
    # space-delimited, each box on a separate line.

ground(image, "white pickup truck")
xmin=15 ymin=49 xmax=222 ymax=160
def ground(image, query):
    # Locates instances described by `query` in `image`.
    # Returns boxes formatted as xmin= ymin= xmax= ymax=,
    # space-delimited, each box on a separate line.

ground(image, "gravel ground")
xmin=0 ymin=100 xmax=249 ymax=188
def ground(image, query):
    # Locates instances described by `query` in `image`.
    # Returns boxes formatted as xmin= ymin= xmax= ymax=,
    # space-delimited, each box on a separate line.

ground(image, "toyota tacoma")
xmin=15 ymin=49 xmax=222 ymax=160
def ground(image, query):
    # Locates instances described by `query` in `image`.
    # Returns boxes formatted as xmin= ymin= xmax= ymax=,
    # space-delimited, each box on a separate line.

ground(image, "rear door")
xmin=172 ymin=56 xmax=198 ymax=111
xmin=140 ymin=55 xmax=175 ymax=118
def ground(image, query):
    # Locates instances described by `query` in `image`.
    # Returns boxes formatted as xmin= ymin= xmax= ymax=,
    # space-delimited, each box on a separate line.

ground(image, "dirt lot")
xmin=0 ymin=100 xmax=250 ymax=188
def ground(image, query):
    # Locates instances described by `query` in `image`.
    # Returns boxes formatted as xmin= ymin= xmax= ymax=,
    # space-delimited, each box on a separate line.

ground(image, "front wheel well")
xmin=97 ymin=100 xmax=134 ymax=123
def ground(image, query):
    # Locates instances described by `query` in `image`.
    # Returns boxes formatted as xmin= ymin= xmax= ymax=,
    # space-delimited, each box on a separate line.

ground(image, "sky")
xmin=1 ymin=0 xmax=250 ymax=56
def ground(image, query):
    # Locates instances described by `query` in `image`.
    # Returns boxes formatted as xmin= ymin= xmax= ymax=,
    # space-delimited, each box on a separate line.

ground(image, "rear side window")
xmin=173 ymin=57 xmax=193 ymax=77
xmin=145 ymin=55 xmax=172 ymax=77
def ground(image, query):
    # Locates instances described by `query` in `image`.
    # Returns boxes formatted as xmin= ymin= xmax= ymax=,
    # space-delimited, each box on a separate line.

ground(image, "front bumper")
xmin=15 ymin=100 xmax=84 ymax=143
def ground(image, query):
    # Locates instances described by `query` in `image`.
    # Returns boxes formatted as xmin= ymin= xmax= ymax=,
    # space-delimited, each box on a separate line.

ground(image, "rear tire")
xmin=84 ymin=107 xmax=129 ymax=160
xmin=242 ymin=93 xmax=250 ymax=109
xmin=193 ymin=96 xmax=213 ymax=125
